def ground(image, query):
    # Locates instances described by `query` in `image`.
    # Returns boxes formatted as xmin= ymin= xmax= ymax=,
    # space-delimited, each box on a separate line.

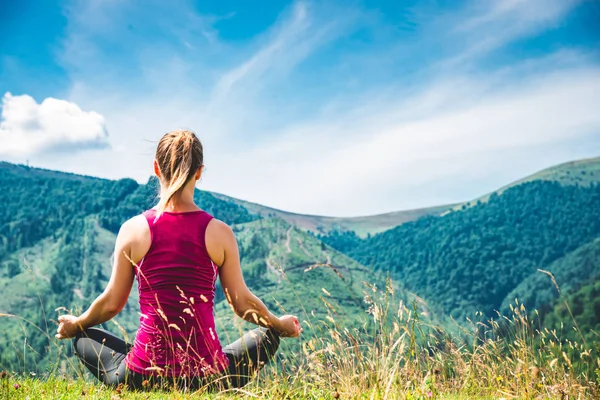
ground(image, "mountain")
xmin=0 ymin=162 xmax=256 ymax=257
xmin=322 ymin=175 xmax=600 ymax=322
xmin=542 ymin=277 xmax=600 ymax=346
xmin=214 ymin=217 xmax=437 ymax=339
xmin=512 ymin=156 xmax=600 ymax=187
xmin=0 ymin=215 xmax=141 ymax=370
xmin=211 ymin=192 xmax=454 ymax=238
xmin=500 ymin=237 xmax=600 ymax=317
xmin=226 ymin=156 xmax=600 ymax=239
xmin=453 ymin=156 xmax=600 ymax=211
xmin=1 ymin=156 xmax=599 ymax=373
xmin=0 ymin=162 xmax=261 ymax=371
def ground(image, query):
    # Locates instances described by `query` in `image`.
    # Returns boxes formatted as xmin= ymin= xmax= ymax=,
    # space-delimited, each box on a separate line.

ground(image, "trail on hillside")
xmin=31 ymin=263 xmax=50 ymax=284
xmin=285 ymin=227 xmax=292 ymax=253
xmin=266 ymin=258 xmax=282 ymax=283
xmin=296 ymin=238 xmax=313 ymax=259
xmin=323 ymin=249 xmax=332 ymax=264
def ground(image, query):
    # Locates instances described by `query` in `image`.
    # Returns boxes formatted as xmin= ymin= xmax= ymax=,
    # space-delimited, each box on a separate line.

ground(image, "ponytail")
xmin=154 ymin=129 xmax=203 ymax=219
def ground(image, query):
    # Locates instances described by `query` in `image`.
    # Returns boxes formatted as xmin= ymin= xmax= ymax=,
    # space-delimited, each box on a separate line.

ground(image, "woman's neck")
xmin=160 ymin=183 xmax=199 ymax=212
xmin=163 ymin=199 xmax=199 ymax=213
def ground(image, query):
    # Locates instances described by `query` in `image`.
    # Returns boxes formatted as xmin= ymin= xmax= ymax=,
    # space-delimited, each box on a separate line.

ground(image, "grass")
xmin=0 ymin=376 xmax=500 ymax=399
xmin=2 ymin=268 xmax=599 ymax=399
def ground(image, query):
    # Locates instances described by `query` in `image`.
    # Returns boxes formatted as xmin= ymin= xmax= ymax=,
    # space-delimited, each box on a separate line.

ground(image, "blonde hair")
xmin=154 ymin=129 xmax=203 ymax=218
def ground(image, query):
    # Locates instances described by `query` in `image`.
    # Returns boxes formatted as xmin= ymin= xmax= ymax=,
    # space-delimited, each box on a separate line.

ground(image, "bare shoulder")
xmin=118 ymin=214 xmax=148 ymax=240
xmin=206 ymin=218 xmax=236 ymax=266
xmin=115 ymin=214 xmax=151 ymax=264
xmin=206 ymin=218 xmax=233 ymax=238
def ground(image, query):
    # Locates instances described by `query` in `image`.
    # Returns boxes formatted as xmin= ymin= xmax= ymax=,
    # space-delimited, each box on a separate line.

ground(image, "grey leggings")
xmin=73 ymin=327 xmax=280 ymax=391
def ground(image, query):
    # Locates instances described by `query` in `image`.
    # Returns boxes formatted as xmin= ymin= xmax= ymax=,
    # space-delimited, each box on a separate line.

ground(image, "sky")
xmin=1 ymin=0 xmax=599 ymax=217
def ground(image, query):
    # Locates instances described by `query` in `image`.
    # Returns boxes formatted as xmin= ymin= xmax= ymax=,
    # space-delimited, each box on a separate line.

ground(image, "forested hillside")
xmin=97 ymin=176 xmax=256 ymax=234
xmin=543 ymin=278 xmax=600 ymax=346
xmin=451 ymin=156 xmax=600 ymax=211
xmin=0 ymin=162 xmax=256 ymax=257
xmin=501 ymin=237 xmax=600 ymax=316
xmin=322 ymin=181 xmax=600 ymax=324
xmin=214 ymin=218 xmax=432 ymax=341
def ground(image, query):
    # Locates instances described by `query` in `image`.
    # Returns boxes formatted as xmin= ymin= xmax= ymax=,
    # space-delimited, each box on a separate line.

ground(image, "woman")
xmin=55 ymin=129 xmax=301 ymax=391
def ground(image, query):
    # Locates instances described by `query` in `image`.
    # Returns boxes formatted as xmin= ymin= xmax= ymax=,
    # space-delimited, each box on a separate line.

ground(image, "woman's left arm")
xmin=55 ymin=218 xmax=140 ymax=339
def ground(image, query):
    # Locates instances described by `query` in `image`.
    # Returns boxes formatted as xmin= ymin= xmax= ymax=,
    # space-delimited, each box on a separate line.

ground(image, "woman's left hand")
xmin=276 ymin=315 xmax=302 ymax=337
xmin=55 ymin=315 xmax=82 ymax=339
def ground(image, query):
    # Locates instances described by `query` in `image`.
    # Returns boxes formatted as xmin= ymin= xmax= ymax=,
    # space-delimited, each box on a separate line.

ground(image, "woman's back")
xmin=125 ymin=208 xmax=228 ymax=377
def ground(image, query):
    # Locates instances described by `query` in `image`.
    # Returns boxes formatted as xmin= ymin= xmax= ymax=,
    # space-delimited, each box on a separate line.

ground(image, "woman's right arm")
xmin=206 ymin=219 xmax=301 ymax=337
xmin=56 ymin=216 xmax=144 ymax=339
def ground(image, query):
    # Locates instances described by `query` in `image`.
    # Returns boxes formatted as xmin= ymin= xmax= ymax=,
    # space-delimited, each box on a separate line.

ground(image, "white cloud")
xmin=0 ymin=92 xmax=110 ymax=157
xmin=440 ymin=0 xmax=579 ymax=69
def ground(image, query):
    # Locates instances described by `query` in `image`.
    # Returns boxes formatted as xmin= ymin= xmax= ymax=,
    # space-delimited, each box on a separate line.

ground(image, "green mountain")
xmin=498 ymin=235 xmax=600 ymax=347
xmin=543 ymin=278 xmax=600 ymax=347
xmin=452 ymin=156 xmax=600 ymax=211
xmin=512 ymin=156 xmax=600 ymax=187
xmin=1 ymin=156 xmax=599 ymax=374
xmin=0 ymin=162 xmax=258 ymax=371
xmin=215 ymin=217 xmax=436 ymax=341
xmin=501 ymin=237 xmax=600 ymax=316
xmin=0 ymin=216 xmax=140 ymax=370
xmin=322 ymin=180 xmax=600 ymax=325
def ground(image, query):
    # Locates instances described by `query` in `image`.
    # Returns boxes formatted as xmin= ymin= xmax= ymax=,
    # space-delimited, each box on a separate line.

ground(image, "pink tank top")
xmin=125 ymin=209 xmax=229 ymax=377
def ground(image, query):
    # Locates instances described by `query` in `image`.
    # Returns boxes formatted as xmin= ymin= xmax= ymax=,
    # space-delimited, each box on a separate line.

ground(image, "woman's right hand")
xmin=276 ymin=315 xmax=302 ymax=337
xmin=55 ymin=315 xmax=83 ymax=339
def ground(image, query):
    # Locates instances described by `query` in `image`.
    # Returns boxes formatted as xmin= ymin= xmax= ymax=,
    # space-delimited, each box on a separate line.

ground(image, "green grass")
xmin=2 ymin=274 xmax=599 ymax=399
xmin=0 ymin=376 xmax=508 ymax=399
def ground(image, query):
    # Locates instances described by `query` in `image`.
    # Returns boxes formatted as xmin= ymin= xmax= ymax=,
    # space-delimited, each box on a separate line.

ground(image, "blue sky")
xmin=1 ymin=0 xmax=599 ymax=216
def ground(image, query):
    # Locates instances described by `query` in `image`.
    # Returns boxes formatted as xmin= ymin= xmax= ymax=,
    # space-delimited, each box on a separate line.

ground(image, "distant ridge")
xmin=3 ymin=155 xmax=598 ymax=237
xmin=0 ymin=161 xmax=108 ymax=182
xmin=454 ymin=156 xmax=600 ymax=211
xmin=213 ymin=156 xmax=600 ymax=236
xmin=209 ymin=192 xmax=455 ymax=237
xmin=2 ymin=160 xmax=450 ymax=237
xmin=510 ymin=156 xmax=600 ymax=187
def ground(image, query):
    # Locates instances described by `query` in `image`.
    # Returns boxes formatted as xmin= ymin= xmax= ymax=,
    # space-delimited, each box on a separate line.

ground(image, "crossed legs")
xmin=73 ymin=327 xmax=280 ymax=390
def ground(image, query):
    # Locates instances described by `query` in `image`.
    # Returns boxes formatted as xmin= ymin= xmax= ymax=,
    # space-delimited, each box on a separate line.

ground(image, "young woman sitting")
xmin=55 ymin=129 xmax=302 ymax=391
